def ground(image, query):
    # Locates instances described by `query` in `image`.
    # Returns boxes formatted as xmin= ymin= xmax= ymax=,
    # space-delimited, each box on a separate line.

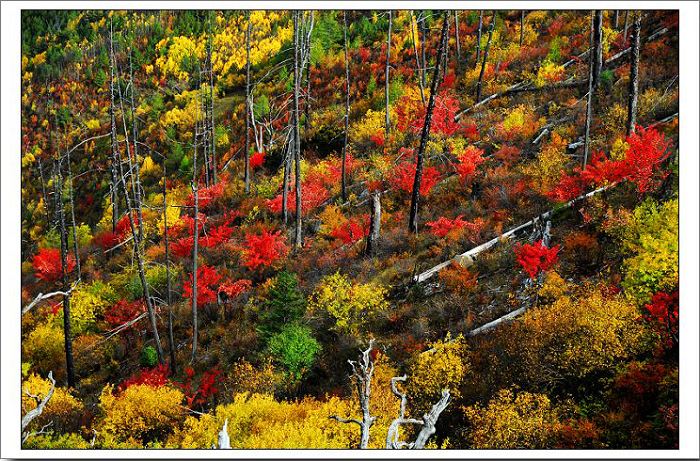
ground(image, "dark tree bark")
xmin=208 ymin=11 xmax=217 ymax=185
xmin=110 ymin=21 xmax=164 ymax=364
xmin=162 ymin=161 xmax=177 ymax=374
xmin=475 ymin=10 xmax=483 ymax=67
xmin=410 ymin=11 xmax=426 ymax=105
xmin=244 ymin=12 xmax=252 ymax=194
xmin=365 ymin=191 xmax=381 ymax=256
xmin=53 ymin=149 xmax=76 ymax=388
xmin=583 ymin=11 xmax=596 ymax=168
xmin=627 ymin=11 xmax=642 ymax=136
xmin=408 ymin=11 xmax=450 ymax=233
xmin=592 ymin=10 xmax=604 ymax=89
xmin=385 ymin=10 xmax=393 ymax=139
xmin=341 ymin=11 xmax=350 ymax=202
xmin=293 ymin=11 xmax=303 ymax=248
xmin=454 ymin=11 xmax=461 ymax=64
xmin=475 ymin=11 xmax=496 ymax=102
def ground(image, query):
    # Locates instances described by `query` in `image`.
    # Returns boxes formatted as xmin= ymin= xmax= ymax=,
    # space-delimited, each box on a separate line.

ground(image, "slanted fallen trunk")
xmin=22 ymin=371 xmax=55 ymax=443
xmin=414 ymin=185 xmax=612 ymax=283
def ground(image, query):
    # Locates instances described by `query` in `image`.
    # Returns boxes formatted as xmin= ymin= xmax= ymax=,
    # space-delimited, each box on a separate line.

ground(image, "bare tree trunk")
xmin=191 ymin=113 xmax=201 ymax=362
xmin=162 ymin=162 xmax=177 ymax=374
xmin=592 ymin=10 xmax=603 ymax=89
xmin=66 ymin=146 xmax=80 ymax=277
xmin=475 ymin=11 xmax=496 ymax=102
xmin=520 ymin=10 xmax=525 ymax=47
xmin=410 ymin=11 xmax=426 ymax=105
xmin=37 ymin=158 xmax=51 ymax=225
xmin=627 ymin=11 xmax=642 ymax=136
xmin=341 ymin=11 xmax=350 ymax=202
xmin=244 ymin=12 xmax=252 ymax=194
xmin=614 ymin=10 xmax=619 ymax=29
xmin=385 ymin=10 xmax=392 ymax=140
xmin=282 ymin=142 xmax=290 ymax=225
xmin=454 ymin=11 xmax=461 ymax=65
xmin=365 ymin=191 xmax=381 ymax=255
xmin=128 ymin=50 xmax=144 ymax=244
xmin=420 ymin=13 xmax=427 ymax=87
xmin=475 ymin=10 xmax=483 ymax=67
xmin=208 ymin=11 xmax=217 ymax=185
xmin=110 ymin=19 xmax=164 ymax=364
xmin=409 ymin=11 xmax=449 ymax=234
xmin=623 ymin=10 xmax=630 ymax=42
xmin=330 ymin=340 xmax=376 ymax=449
xmin=583 ymin=11 xmax=596 ymax=168
xmin=411 ymin=390 xmax=451 ymax=449
xmin=293 ymin=11 xmax=303 ymax=248
xmin=53 ymin=152 xmax=76 ymax=388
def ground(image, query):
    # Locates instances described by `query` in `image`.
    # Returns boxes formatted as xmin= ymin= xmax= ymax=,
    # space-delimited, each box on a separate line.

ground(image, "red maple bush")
xmin=182 ymin=265 xmax=223 ymax=305
xmin=392 ymin=162 xmax=441 ymax=196
xmin=514 ymin=239 xmax=560 ymax=279
xmin=200 ymin=223 xmax=234 ymax=248
xmin=104 ymin=299 xmax=145 ymax=328
xmin=426 ymin=215 xmax=484 ymax=240
xmin=396 ymin=91 xmax=461 ymax=137
xmin=171 ymin=236 xmax=194 ymax=258
xmin=329 ymin=215 xmax=369 ymax=244
xmin=242 ymin=229 xmax=289 ymax=270
xmin=187 ymin=181 xmax=226 ymax=210
xmin=219 ymin=279 xmax=253 ymax=298
xmin=547 ymin=127 xmax=672 ymax=201
xmin=643 ymin=289 xmax=679 ymax=348
xmin=178 ymin=366 xmax=222 ymax=408
xmin=32 ymin=248 xmax=76 ymax=282
xmin=266 ymin=180 xmax=330 ymax=216
xmin=455 ymin=146 xmax=486 ymax=183
xmin=250 ymin=151 xmax=266 ymax=170
xmin=119 ymin=363 xmax=170 ymax=391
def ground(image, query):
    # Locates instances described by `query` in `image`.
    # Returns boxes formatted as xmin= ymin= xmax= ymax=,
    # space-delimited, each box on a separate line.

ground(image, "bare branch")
xmin=21 ymin=371 xmax=55 ymax=435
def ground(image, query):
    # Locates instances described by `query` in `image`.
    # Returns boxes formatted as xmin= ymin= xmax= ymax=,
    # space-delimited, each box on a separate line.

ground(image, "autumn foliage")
xmin=32 ymin=248 xmax=76 ymax=282
xmin=514 ymin=240 xmax=560 ymax=279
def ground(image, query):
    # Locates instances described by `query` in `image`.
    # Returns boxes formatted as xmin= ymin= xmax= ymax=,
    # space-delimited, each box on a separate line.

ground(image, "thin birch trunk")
xmin=627 ymin=11 xmax=642 ymax=136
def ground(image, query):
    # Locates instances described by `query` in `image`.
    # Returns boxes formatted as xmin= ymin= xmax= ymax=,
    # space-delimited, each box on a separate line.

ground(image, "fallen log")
xmin=413 ymin=184 xmax=612 ymax=284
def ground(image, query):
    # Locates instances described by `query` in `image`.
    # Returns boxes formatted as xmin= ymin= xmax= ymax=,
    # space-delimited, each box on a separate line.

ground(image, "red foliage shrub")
xmin=514 ymin=240 xmax=560 ymax=279
xmin=104 ymin=299 xmax=145 ymax=328
xmin=241 ymin=229 xmax=289 ymax=270
xmin=266 ymin=181 xmax=330 ymax=216
xmin=329 ymin=215 xmax=369 ymax=244
xmin=182 ymin=265 xmax=223 ymax=305
xmin=119 ymin=363 xmax=170 ymax=391
xmin=392 ymin=162 xmax=441 ymax=196
xmin=369 ymin=131 xmax=385 ymax=147
xmin=171 ymin=236 xmax=194 ymax=258
xmin=643 ymin=290 xmax=679 ymax=348
xmin=455 ymin=146 xmax=486 ymax=183
xmin=219 ymin=279 xmax=253 ymax=298
xmin=396 ymin=91 xmax=461 ymax=136
xmin=200 ymin=223 xmax=234 ymax=248
xmin=187 ymin=181 xmax=226 ymax=210
xmin=426 ymin=215 xmax=483 ymax=239
xmin=250 ymin=151 xmax=266 ymax=170
xmin=93 ymin=230 xmax=122 ymax=251
xmin=178 ymin=366 xmax=222 ymax=408
xmin=494 ymin=145 xmax=521 ymax=165
xmin=32 ymin=248 xmax=76 ymax=282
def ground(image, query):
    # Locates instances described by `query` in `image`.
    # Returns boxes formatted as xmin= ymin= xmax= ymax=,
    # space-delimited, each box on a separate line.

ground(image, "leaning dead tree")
xmin=409 ymin=10 xmax=449 ymax=233
xmin=582 ymin=11 xmax=596 ymax=168
xmin=330 ymin=341 xmax=451 ymax=449
xmin=475 ymin=11 xmax=496 ymax=102
xmin=22 ymin=371 xmax=55 ymax=443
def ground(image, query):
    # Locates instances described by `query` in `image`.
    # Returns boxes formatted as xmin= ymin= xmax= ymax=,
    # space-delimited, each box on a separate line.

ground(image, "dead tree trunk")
xmin=191 ymin=111 xmax=201 ymax=362
xmin=475 ymin=10 xmax=483 ymax=67
xmin=365 ymin=191 xmax=381 ymax=256
xmin=627 ymin=11 xmax=642 ymax=136
xmin=244 ymin=12 xmax=252 ymax=194
xmin=409 ymin=11 xmax=449 ymax=234
xmin=475 ymin=11 xmax=496 ymax=102
xmin=614 ymin=10 xmax=619 ymax=29
xmin=411 ymin=11 xmax=426 ymax=105
xmin=282 ymin=140 xmax=291 ymax=225
xmin=208 ymin=11 xmax=217 ymax=185
xmin=66 ymin=146 xmax=80 ymax=278
xmin=162 ymin=162 xmax=177 ymax=374
xmin=454 ymin=11 xmax=461 ymax=65
xmin=128 ymin=50 xmax=144 ymax=244
xmin=623 ymin=10 xmax=630 ymax=42
xmin=520 ymin=10 xmax=525 ymax=47
xmin=22 ymin=371 xmax=55 ymax=443
xmin=330 ymin=340 xmax=377 ymax=449
xmin=420 ymin=12 xmax=427 ymax=87
xmin=583 ymin=11 xmax=596 ymax=168
xmin=53 ymin=152 xmax=76 ymax=388
xmin=592 ymin=10 xmax=603 ymax=88
xmin=341 ymin=11 xmax=350 ymax=202
xmin=385 ymin=10 xmax=393 ymax=139
xmin=293 ymin=11 xmax=303 ymax=248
